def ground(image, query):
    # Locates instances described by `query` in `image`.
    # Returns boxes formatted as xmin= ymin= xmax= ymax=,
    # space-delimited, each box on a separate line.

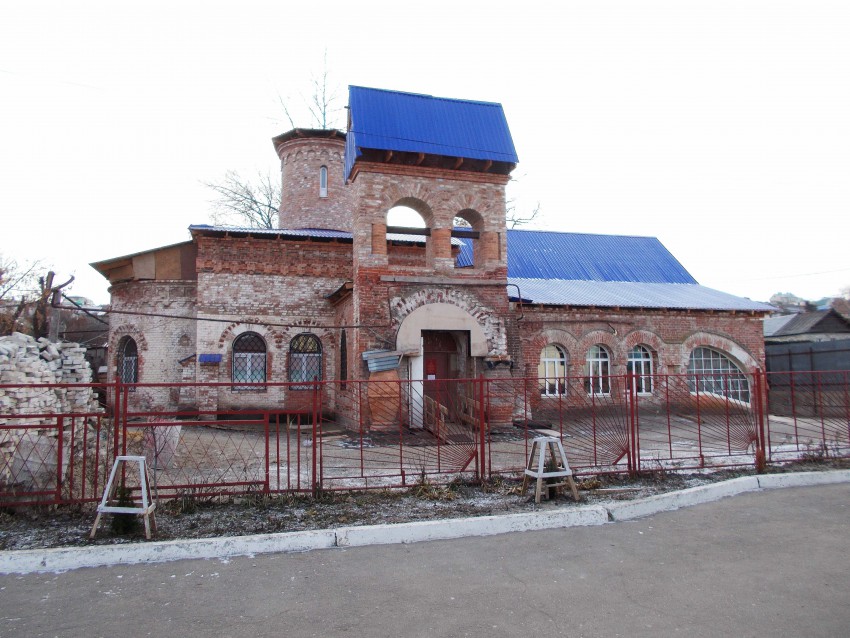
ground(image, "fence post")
xmin=695 ymin=374 xmax=704 ymax=467
xmin=479 ymin=374 xmax=487 ymax=480
xmin=754 ymin=369 xmax=767 ymax=472
xmin=626 ymin=373 xmax=637 ymax=476
xmin=264 ymin=411 xmax=270 ymax=494
xmin=113 ymin=378 xmax=122 ymax=461
xmin=55 ymin=415 xmax=64 ymax=504
xmin=311 ymin=376 xmax=319 ymax=497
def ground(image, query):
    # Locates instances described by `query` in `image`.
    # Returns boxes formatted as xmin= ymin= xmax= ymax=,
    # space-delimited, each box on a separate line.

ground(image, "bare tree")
xmin=0 ymin=253 xmax=44 ymax=336
xmin=207 ymin=55 xmax=342 ymax=229
xmin=278 ymin=50 xmax=344 ymax=132
xmin=506 ymin=200 xmax=542 ymax=229
xmin=204 ymin=170 xmax=280 ymax=229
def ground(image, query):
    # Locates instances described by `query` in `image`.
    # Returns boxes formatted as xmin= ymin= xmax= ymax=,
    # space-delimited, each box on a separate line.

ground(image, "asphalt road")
xmin=1 ymin=484 xmax=849 ymax=638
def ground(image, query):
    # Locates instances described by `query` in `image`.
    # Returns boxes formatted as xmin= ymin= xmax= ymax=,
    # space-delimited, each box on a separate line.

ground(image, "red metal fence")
xmin=2 ymin=370 xmax=848 ymax=507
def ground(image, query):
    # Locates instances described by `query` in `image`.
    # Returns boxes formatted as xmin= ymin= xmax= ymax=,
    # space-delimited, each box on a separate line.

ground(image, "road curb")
xmin=0 ymin=529 xmax=337 ymax=575
xmin=2 ymin=470 xmax=849 ymax=574
xmin=336 ymin=505 xmax=609 ymax=548
xmin=756 ymin=469 xmax=850 ymax=489
xmin=605 ymin=476 xmax=761 ymax=521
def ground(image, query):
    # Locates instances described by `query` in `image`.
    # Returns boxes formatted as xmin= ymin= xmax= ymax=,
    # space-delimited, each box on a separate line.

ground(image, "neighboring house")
xmin=91 ymin=86 xmax=772 ymax=425
xmin=829 ymin=297 xmax=850 ymax=322
xmin=765 ymin=309 xmax=850 ymax=373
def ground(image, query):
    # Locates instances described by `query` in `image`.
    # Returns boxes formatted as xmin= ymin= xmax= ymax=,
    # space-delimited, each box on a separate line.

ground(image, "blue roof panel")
xmin=346 ymin=86 xmax=518 ymax=180
xmin=505 ymin=229 xmax=697 ymax=284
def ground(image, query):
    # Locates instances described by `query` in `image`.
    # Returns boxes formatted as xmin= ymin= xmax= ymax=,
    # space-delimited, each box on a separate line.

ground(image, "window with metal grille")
xmin=627 ymin=345 xmax=654 ymax=394
xmin=118 ymin=337 xmax=138 ymax=384
xmin=584 ymin=345 xmax=611 ymax=395
xmin=687 ymin=347 xmax=749 ymax=403
xmin=232 ymin=332 xmax=267 ymax=389
xmin=289 ymin=333 xmax=322 ymax=388
xmin=538 ymin=344 xmax=567 ymax=396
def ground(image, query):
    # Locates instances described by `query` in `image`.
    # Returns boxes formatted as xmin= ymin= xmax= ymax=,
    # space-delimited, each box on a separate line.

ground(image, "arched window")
xmin=627 ymin=345 xmax=654 ymax=394
xmin=585 ymin=345 xmax=611 ymax=395
xmin=339 ymin=330 xmax=348 ymax=389
xmin=118 ymin=337 xmax=138 ymax=384
xmin=232 ymin=332 xmax=267 ymax=387
xmin=290 ymin=333 xmax=322 ymax=387
xmin=538 ymin=345 xmax=568 ymax=396
xmin=319 ymin=166 xmax=328 ymax=198
xmin=687 ymin=347 xmax=750 ymax=403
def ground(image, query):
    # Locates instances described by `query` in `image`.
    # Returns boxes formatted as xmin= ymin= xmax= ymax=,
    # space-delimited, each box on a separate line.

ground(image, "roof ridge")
xmin=507 ymin=228 xmax=659 ymax=241
xmin=348 ymin=85 xmax=503 ymax=108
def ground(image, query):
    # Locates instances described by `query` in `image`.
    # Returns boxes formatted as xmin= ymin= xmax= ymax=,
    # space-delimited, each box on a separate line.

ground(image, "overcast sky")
xmin=3 ymin=1 xmax=848 ymax=306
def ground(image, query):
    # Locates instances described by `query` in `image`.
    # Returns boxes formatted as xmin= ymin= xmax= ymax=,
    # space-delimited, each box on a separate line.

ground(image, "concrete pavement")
xmin=1 ymin=479 xmax=849 ymax=637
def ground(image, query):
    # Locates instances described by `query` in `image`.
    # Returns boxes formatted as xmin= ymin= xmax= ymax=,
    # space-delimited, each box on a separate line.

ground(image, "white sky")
xmin=2 ymin=0 xmax=849 ymax=306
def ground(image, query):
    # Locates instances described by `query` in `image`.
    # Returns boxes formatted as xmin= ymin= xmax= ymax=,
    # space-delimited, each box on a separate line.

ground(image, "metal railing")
xmin=2 ymin=370 xmax=848 ymax=506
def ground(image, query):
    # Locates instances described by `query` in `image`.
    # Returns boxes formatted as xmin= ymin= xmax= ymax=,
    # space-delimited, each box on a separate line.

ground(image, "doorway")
xmin=423 ymin=331 xmax=461 ymax=419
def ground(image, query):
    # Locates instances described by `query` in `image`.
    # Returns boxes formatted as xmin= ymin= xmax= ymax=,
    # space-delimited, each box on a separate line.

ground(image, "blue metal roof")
xmin=345 ymin=86 xmax=518 ymax=181
xmin=456 ymin=229 xmax=697 ymax=283
xmin=508 ymin=230 xmax=697 ymax=283
xmin=508 ymin=278 xmax=774 ymax=311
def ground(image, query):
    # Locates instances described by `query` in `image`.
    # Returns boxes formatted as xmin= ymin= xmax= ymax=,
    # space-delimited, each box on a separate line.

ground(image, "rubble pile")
xmin=0 ymin=332 xmax=103 ymax=496
xmin=0 ymin=332 xmax=101 ymax=420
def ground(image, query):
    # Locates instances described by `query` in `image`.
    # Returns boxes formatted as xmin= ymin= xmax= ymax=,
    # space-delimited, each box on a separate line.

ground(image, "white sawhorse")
xmin=90 ymin=455 xmax=157 ymax=539
xmin=522 ymin=436 xmax=580 ymax=504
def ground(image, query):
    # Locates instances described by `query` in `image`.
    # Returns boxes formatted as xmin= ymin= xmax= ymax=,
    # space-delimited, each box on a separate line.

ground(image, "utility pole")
xmin=34 ymin=271 xmax=74 ymax=342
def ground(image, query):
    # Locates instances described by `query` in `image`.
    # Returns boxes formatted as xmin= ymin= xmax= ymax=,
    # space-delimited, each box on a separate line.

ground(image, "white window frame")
xmin=627 ymin=345 xmax=654 ymax=395
xmin=585 ymin=345 xmax=611 ymax=396
xmin=538 ymin=344 xmax=568 ymax=396
xmin=687 ymin=347 xmax=750 ymax=404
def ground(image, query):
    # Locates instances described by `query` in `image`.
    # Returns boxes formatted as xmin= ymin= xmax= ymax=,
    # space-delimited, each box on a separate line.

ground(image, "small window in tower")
xmin=319 ymin=166 xmax=328 ymax=198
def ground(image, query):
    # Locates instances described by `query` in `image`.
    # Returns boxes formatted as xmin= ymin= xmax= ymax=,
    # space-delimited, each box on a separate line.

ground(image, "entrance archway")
xmin=397 ymin=303 xmax=486 ymax=429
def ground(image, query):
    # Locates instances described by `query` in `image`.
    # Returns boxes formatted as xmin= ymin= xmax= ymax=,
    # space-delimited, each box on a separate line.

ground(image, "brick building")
xmin=91 ymin=86 xmax=771 ymax=424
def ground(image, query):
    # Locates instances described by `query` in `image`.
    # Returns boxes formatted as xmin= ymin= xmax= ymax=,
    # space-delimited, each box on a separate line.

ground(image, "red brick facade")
xmin=100 ymin=129 xmax=767 ymax=422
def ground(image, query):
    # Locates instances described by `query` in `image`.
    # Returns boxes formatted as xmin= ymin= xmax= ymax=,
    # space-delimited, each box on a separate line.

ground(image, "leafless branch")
xmin=204 ymin=170 xmax=280 ymax=229
xmin=0 ymin=254 xmax=43 ymax=301
xmin=506 ymin=200 xmax=541 ymax=229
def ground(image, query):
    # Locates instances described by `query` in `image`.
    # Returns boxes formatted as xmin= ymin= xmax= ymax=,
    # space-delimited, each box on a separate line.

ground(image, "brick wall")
xmin=194 ymin=240 xmax=347 ymax=412
xmin=350 ymin=165 xmax=509 ymax=273
xmin=197 ymin=236 xmax=352 ymax=280
xmin=348 ymin=163 xmax=512 ymax=380
xmin=515 ymin=304 xmax=766 ymax=411
xmin=108 ymin=281 xmax=197 ymax=411
xmin=277 ymin=136 xmax=356 ymax=231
